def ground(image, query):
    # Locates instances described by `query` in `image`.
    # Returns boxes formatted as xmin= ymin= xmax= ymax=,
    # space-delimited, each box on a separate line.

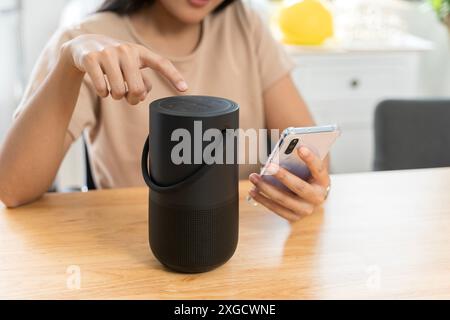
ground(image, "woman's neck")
xmin=130 ymin=2 xmax=202 ymax=57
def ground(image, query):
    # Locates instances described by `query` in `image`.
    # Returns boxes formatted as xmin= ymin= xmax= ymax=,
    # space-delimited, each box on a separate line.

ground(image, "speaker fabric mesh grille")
xmin=149 ymin=195 xmax=239 ymax=273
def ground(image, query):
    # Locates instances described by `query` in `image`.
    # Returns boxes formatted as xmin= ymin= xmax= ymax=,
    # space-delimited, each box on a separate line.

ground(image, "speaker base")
xmin=149 ymin=194 xmax=239 ymax=273
xmin=160 ymin=259 xmax=228 ymax=274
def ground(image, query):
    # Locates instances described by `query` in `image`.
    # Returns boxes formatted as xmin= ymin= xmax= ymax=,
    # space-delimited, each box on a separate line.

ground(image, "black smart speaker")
xmin=141 ymin=96 xmax=239 ymax=273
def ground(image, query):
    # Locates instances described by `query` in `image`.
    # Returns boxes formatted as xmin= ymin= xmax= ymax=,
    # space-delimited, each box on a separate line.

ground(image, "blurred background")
xmin=0 ymin=0 xmax=449 ymax=190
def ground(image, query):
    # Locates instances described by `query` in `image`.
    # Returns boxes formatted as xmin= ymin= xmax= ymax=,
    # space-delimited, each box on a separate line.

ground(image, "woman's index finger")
xmin=137 ymin=46 xmax=188 ymax=92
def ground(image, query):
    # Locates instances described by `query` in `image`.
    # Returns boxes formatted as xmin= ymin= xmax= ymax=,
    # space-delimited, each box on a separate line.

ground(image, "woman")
xmin=0 ymin=0 xmax=330 ymax=221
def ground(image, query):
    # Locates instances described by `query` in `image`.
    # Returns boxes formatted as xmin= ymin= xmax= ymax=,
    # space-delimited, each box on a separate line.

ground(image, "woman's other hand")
xmin=62 ymin=34 xmax=188 ymax=105
xmin=249 ymin=146 xmax=330 ymax=222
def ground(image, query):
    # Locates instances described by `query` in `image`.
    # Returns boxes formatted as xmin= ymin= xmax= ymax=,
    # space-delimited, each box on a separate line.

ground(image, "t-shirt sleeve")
xmin=15 ymin=26 xmax=97 ymax=142
xmin=246 ymin=6 xmax=296 ymax=92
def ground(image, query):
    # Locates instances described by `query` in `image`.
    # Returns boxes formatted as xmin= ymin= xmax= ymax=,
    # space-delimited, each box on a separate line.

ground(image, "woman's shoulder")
xmin=70 ymin=11 xmax=128 ymax=36
xmin=211 ymin=1 xmax=266 ymax=37
xmin=53 ymin=11 xmax=129 ymax=43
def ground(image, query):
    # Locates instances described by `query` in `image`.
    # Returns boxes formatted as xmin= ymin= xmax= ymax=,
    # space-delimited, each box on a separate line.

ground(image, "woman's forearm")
xmin=0 ymin=33 xmax=187 ymax=208
xmin=0 ymin=47 xmax=84 ymax=207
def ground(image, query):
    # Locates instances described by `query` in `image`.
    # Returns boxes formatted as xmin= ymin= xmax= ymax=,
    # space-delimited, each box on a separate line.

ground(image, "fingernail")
xmin=249 ymin=173 xmax=260 ymax=184
xmin=247 ymin=193 xmax=259 ymax=207
xmin=299 ymin=147 xmax=310 ymax=157
xmin=177 ymin=81 xmax=188 ymax=91
xmin=249 ymin=188 xmax=257 ymax=197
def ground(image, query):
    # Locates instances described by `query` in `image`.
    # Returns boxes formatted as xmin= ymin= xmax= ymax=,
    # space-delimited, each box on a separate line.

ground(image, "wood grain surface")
xmin=1 ymin=168 xmax=450 ymax=299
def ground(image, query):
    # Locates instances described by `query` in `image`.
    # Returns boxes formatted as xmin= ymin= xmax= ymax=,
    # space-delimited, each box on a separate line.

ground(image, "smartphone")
xmin=259 ymin=124 xmax=341 ymax=192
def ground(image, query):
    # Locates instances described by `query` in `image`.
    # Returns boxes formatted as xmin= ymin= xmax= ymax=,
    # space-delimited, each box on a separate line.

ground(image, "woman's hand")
xmin=248 ymin=146 xmax=330 ymax=222
xmin=62 ymin=34 xmax=188 ymax=105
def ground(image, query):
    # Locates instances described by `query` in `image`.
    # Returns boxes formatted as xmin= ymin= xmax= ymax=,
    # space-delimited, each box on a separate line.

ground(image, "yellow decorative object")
xmin=278 ymin=0 xmax=334 ymax=46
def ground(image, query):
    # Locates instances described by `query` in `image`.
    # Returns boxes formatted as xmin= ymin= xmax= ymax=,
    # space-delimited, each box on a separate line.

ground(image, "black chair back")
xmin=84 ymin=140 xmax=96 ymax=190
xmin=374 ymin=99 xmax=450 ymax=171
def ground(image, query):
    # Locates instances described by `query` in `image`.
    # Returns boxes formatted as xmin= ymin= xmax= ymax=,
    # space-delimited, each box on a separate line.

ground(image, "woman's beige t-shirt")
xmin=18 ymin=2 xmax=294 ymax=188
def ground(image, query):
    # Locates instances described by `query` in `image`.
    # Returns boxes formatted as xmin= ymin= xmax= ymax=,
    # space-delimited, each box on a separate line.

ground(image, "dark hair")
xmin=97 ymin=0 xmax=236 ymax=15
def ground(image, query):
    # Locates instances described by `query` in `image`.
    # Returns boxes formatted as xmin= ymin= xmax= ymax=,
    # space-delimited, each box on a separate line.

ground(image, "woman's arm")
xmin=0 ymin=35 xmax=187 ymax=208
xmin=249 ymin=74 xmax=331 ymax=221
xmin=0 ymin=51 xmax=83 ymax=208
xmin=264 ymin=74 xmax=330 ymax=168
xmin=264 ymin=74 xmax=315 ymax=131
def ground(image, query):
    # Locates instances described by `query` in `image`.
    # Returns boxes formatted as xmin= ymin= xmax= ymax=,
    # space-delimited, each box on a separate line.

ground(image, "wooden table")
xmin=1 ymin=168 xmax=450 ymax=299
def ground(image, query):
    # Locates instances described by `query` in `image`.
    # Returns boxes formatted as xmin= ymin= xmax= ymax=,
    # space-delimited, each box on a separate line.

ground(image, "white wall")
xmin=22 ymin=0 xmax=69 ymax=77
xmin=0 ymin=0 xmax=68 ymax=144
xmin=0 ymin=0 xmax=21 ymax=143
xmin=390 ymin=1 xmax=450 ymax=97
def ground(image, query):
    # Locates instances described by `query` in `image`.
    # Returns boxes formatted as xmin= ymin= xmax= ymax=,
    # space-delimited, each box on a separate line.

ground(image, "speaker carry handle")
xmin=141 ymin=130 xmax=228 ymax=193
